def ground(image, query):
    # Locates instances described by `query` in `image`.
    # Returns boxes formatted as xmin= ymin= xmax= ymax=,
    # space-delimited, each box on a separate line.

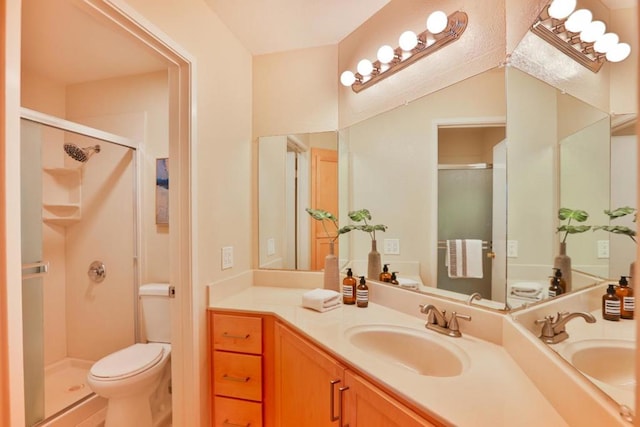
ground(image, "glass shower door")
xmin=21 ymin=119 xmax=46 ymax=426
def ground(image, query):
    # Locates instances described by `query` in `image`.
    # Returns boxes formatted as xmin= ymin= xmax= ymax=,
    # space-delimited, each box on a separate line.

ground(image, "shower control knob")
xmin=88 ymin=261 xmax=106 ymax=283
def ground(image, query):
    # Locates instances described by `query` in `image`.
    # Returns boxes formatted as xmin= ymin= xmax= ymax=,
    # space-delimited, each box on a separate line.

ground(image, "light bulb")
xmin=579 ymin=20 xmax=605 ymax=43
xmin=606 ymin=42 xmax=631 ymax=62
xmin=377 ymin=45 xmax=395 ymax=64
xmin=548 ymin=0 xmax=577 ymax=20
xmin=357 ymin=59 xmax=374 ymax=76
xmin=340 ymin=70 xmax=356 ymax=87
xmin=593 ymin=32 xmax=619 ymax=54
xmin=564 ymin=9 xmax=592 ymax=33
xmin=426 ymin=11 xmax=448 ymax=34
xmin=399 ymin=30 xmax=418 ymax=51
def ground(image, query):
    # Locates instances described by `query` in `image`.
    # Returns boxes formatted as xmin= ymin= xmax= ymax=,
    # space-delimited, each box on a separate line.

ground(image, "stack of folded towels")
xmin=302 ymin=288 xmax=341 ymax=312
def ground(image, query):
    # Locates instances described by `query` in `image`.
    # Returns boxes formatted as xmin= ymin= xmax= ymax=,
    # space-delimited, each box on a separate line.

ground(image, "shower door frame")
xmin=20 ymin=108 xmax=142 ymax=424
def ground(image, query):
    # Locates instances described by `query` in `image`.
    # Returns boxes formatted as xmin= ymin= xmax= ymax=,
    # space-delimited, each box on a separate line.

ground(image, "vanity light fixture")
xmin=340 ymin=10 xmax=468 ymax=93
xmin=531 ymin=0 xmax=631 ymax=73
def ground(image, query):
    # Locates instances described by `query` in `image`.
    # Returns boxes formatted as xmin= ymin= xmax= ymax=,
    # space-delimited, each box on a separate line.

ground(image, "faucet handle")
xmin=448 ymin=312 xmax=471 ymax=332
xmin=535 ymin=315 xmax=555 ymax=339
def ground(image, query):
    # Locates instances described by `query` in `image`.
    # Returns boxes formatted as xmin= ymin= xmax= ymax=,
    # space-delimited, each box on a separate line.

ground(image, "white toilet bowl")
xmin=87 ymin=342 xmax=171 ymax=427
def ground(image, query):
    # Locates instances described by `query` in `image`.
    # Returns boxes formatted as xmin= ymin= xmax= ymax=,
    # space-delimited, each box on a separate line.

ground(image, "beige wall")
xmin=338 ymin=0 xmax=507 ymax=129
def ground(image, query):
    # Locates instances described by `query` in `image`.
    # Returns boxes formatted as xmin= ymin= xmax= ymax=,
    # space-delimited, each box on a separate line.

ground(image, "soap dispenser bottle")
xmin=602 ymin=284 xmax=621 ymax=321
xmin=342 ymin=268 xmax=357 ymax=305
xmin=379 ymin=264 xmax=392 ymax=282
xmin=390 ymin=272 xmax=399 ymax=285
xmin=554 ymin=268 xmax=567 ymax=293
xmin=548 ymin=270 xmax=564 ymax=298
xmin=616 ymin=276 xmax=634 ymax=319
xmin=356 ymin=276 xmax=369 ymax=308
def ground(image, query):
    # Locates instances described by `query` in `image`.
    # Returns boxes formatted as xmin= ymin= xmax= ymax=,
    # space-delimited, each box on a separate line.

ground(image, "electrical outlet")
xmin=507 ymin=240 xmax=518 ymax=258
xmin=222 ymin=246 xmax=233 ymax=269
xmin=267 ymin=238 xmax=276 ymax=256
xmin=597 ymin=240 xmax=610 ymax=259
xmin=383 ymin=238 xmax=400 ymax=255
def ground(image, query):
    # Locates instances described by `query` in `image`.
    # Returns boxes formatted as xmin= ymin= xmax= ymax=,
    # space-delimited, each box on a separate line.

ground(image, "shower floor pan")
xmin=45 ymin=357 xmax=94 ymax=418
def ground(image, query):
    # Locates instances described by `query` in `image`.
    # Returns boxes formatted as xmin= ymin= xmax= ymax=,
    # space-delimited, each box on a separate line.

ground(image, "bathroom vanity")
xmin=206 ymin=281 xmax=600 ymax=426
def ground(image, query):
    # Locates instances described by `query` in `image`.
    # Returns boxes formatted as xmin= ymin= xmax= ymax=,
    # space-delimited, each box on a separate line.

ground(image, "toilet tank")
xmin=139 ymin=283 xmax=172 ymax=343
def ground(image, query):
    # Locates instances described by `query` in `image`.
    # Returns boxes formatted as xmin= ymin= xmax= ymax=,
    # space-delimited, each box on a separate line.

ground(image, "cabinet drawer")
xmin=214 ymin=351 xmax=262 ymax=401
xmin=214 ymin=396 xmax=262 ymax=427
xmin=213 ymin=313 xmax=262 ymax=354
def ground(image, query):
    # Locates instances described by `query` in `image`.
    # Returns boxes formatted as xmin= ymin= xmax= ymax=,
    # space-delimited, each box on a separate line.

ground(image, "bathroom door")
xmin=20 ymin=119 xmax=46 ymax=426
xmin=437 ymin=167 xmax=493 ymax=297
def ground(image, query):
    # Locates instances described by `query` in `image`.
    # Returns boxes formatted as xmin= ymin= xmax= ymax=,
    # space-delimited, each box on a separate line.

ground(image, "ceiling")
xmin=204 ymin=0 xmax=391 ymax=55
xmin=20 ymin=0 xmax=636 ymax=86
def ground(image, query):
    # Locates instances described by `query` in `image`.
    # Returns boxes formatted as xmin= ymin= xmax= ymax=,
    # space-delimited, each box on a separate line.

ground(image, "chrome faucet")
xmin=419 ymin=304 xmax=471 ymax=338
xmin=535 ymin=311 xmax=596 ymax=344
xmin=467 ymin=292 xmax=482 ymax=305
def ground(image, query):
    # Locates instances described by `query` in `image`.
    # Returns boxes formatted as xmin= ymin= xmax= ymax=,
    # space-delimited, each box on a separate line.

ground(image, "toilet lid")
xmin=90 ymin=343 xmax=165 ymax=380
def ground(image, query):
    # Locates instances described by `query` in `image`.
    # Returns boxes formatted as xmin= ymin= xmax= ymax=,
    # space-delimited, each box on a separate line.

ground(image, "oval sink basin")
xmin=560 ymin=339 xmax=635 ymax=388
xmin=344 ymin=325 xmax=469 ymax=377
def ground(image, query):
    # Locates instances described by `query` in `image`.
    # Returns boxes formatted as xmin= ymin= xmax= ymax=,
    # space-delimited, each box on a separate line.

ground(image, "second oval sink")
xmin=344 ymin=324 xmax=469 ymax=377
xmin=560 ymin=339 xmax=635 ymax=388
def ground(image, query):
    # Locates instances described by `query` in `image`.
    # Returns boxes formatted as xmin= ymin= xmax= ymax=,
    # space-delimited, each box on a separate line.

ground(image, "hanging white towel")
xmin=302 ymin=288 xmax=341 ymax=312
xmin=446 ymin=239 xmax=484 ymax=279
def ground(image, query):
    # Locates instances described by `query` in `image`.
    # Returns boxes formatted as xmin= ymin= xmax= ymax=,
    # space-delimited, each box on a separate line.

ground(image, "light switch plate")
xmin=222 ymin=246 xmax=234 ymax=269
xmin=383 ymin=238 xmax=400 ymax=255
xmin=597 ymin=240 xmax=609 ymax=259
xmin=267 ymin=238 xmax=276 ymax=256
xmin=507 ymin=240 xmax=518 ymax=258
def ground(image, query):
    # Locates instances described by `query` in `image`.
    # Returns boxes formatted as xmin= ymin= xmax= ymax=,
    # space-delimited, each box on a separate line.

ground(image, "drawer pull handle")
xmin=222 ymin=332 xmax=251 ymax=339
xmin=222 ymin=420 xmax=251 ymax=427
xmin=222 ymin=374 xmax=251 ymax=383
xmin=339 ymin=386 xmax=350 ymax=427
xmin=329 ymin=379 xmax=341 ymax=422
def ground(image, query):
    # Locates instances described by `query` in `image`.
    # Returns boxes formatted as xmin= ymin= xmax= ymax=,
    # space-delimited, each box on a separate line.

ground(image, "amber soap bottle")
xmin=616 ymin=276 xmax=634 ymax=319
xmin=379 ymin=264 xmax=392 ymax=282
xmin=356 ymin=276 xmax=369 ymax=308
xmin=342 ymin=268 xmax=357 ymax=305
xmin=602 ymin=284 xmax=621 ymax=321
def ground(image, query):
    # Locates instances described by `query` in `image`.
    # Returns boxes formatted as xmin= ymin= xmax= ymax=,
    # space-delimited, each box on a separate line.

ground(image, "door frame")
xmin=2 ymin=1 xmax=198 ymax=425
xmin=429 ymin=116 xmax=505 ymax=289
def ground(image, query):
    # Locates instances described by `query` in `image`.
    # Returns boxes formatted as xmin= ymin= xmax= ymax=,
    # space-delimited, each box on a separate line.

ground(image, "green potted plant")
xmin=594 ymin=206 xmax=637 ymax=282
xmin=305 ymin=208 xmax=350 ymax=291
xmin=555 ymin=208 xmax=591 ymax=292
xmin=340 ymin=209 xmax=388 ymax=280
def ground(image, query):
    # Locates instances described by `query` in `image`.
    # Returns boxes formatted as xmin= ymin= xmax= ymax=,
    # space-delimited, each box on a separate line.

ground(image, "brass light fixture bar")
xmin=530 ymin=1 xmax=631 ymax=73
xmin=343 ymin=11 xmax=468 ymax=93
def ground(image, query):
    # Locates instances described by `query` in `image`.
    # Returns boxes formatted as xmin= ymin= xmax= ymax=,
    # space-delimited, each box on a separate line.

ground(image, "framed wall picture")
xmin=156 ymin=158 xmax=169 ymax=225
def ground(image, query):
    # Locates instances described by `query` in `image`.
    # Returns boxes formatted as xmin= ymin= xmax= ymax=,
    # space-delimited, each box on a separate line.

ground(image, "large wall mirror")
xmin=257 ymin=2 xmax=637 ymax=314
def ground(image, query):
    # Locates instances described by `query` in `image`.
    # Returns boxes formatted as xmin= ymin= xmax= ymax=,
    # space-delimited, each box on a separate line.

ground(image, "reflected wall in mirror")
xmin=258 ymin=132 xmax=339 ymax=271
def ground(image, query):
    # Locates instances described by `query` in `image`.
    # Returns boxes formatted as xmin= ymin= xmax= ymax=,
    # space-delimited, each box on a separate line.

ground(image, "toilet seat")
xmin=90 ymin=343 xmax=166 ymax=380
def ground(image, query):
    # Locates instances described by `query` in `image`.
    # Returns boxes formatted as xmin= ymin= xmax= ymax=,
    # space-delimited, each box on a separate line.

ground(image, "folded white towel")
xmin=446 ymin=239 xmax=483 ymax=279
xmin=396 ymin=278 xmax=419 ymax=289
xmin=302 ymin=288 xmax=341 ymax=312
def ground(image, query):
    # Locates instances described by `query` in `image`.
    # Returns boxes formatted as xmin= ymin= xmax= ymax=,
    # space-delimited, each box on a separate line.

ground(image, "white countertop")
xmin=210 ymin=285 xmax=568 ymax=427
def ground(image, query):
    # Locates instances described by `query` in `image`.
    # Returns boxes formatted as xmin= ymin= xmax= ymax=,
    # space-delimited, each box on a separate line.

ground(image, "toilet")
xmin=87 ymin=283 xmax=172 ymax=427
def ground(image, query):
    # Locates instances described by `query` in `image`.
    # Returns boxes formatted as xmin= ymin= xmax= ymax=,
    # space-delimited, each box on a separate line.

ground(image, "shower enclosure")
xmin=20 ymin=109 xmax=139 ymax=426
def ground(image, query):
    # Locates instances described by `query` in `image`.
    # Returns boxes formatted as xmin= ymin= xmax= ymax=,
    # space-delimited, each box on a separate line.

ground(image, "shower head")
xmin=64 ymin=143 xmax=101 ymax=163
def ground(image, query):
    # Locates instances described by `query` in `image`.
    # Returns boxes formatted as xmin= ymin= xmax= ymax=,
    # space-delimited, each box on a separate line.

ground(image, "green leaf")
xmin=593 ymin=225 xmax=636 ymax=238
xmin=306 ymin=208 xmax=336 ymax=222
xmin=348 ymin=209 xmax=371 ymax=223
xmin=604 ymin=206 xmax=636 ymax=219
xmin=338 ymin=225 xmax=357 ymax=234
xmin=558 ymin=208 xmax=589 ymax=222
xmin=557 ymin=225 xmax=591 ymax=234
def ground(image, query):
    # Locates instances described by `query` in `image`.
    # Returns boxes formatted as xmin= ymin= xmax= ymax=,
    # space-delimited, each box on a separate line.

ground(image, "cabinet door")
xmin=343 ymin=371 xmax=439 ymax=427
xmin=275 ymin=323 xmax=346 ymax=427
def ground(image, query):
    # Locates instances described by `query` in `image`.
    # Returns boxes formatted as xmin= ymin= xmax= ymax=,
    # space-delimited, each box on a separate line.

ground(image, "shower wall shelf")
xmin=42 ymin=167 xmax=82 ymax=226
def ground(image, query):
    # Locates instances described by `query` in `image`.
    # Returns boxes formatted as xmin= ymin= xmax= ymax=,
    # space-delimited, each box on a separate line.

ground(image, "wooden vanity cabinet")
xmin=209 ymin=311 xmax=275 ymax=427
xmin=274 ymin=322 xmax=440 ymax=427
